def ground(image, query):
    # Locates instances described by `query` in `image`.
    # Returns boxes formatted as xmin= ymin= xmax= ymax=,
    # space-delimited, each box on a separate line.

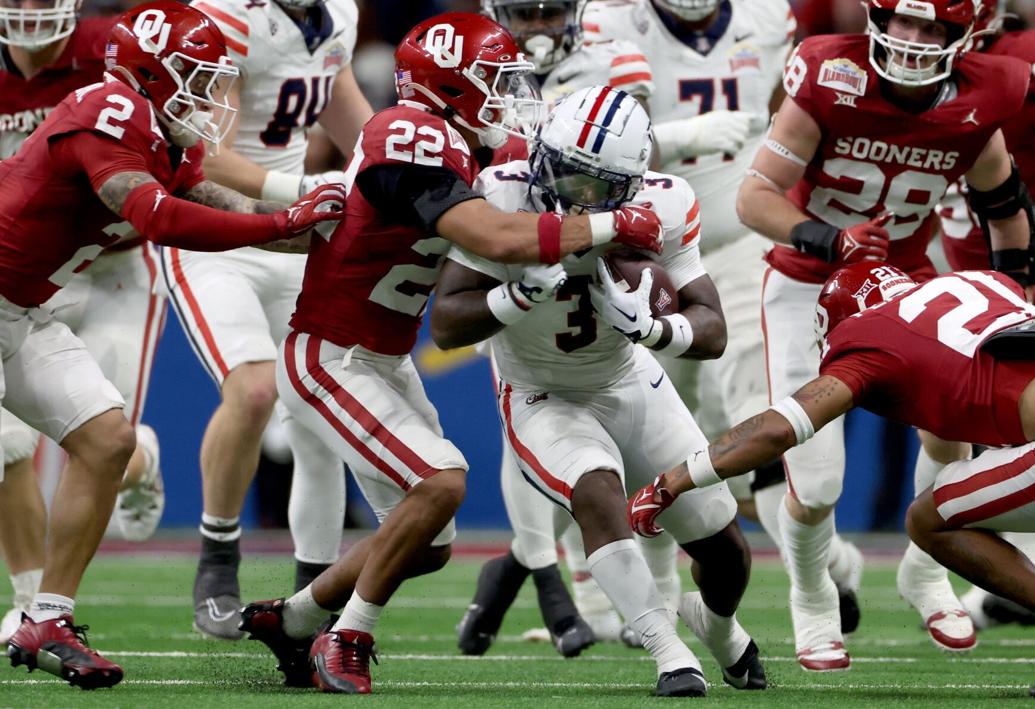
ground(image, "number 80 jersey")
xmin=768 ymin=34 xmax=1030 ymax=284
xmin=291 ymin=104 xmax=479 ymax=355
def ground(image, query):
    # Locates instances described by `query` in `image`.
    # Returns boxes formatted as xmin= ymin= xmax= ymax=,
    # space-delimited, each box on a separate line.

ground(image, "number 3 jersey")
xmin=820 ymin=271 xmax=1035 ymax=447
xmin=769 ymin=34 xmax=1030 ymax=284
xmin=191 ymin=0 xmax=357 ymax=175
xmin=448 ymin=162 xmax=704 ymax=391
xmin=291 ymin=104 xmax=479 ymax=355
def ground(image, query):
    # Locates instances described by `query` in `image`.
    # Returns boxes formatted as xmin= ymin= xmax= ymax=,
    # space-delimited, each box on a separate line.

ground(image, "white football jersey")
xmin=449 ymin=161 xmax=705 ymax=391
xmin=584 ymin=0 xmax=794 ymax=251
xmin=192 ymin=0 xmax=358 ymax=174
xmin=540 ymin=38 xmax=654 ymax=106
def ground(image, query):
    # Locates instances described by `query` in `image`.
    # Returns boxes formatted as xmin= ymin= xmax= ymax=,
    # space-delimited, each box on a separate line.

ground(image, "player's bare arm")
xmin=317 ymin=65 xmax=374 ymax=158
xmin=182 ymin=179 xmax=282 ymax=215
xmin=669 ymin=274 xmax=726 ymax=360
xmin=735 ymin=97 xmax=819 ymax=244
xmin=429 ymin=259 xmax=509 ymax=350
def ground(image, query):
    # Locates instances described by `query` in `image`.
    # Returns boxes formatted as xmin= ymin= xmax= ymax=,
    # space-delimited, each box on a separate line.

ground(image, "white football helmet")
xmin=529 ymin=85 xmax=652 ymax=214
xmin=651 ymin=0 xmax=720 ymax=22
xmin=0 ymin=0 xmax=80 ymax=51
xmin=481 ymin=0 xmax=586 ymax=73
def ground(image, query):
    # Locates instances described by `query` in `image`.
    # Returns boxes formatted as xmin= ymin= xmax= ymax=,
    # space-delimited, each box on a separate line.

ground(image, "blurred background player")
xmin=0 ymin=0 xmax=164 ymax=644
xmin=736 ymin=0 xmax=1032 ymax=669
xmin=170 ymin=0 xmax=373 ymax=640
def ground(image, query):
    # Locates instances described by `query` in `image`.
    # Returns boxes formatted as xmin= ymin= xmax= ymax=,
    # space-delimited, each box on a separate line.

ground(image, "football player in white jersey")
xmin=433 ymin=86 xmax=765 ymax=696
xmin=171 ymin=0 xmax=372 ymax=639
xmin=584 ymin=0 xmax=866 ymax=629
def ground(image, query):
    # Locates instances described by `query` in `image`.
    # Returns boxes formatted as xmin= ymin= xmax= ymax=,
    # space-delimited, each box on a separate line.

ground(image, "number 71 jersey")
xmin=290 ymin=104 xmax=479 ymax=355
xmin=769 ymin=34 xmax=1030 ymax=284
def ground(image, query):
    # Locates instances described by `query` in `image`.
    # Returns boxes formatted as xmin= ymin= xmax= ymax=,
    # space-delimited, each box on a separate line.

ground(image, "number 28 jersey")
xmin=291 ymin=104 xmax=479 ymax=355
xmin=820 ymin=271 xmax=1035 ymax=446
xmin=769 ymin=34 xmax=1030 ymax=284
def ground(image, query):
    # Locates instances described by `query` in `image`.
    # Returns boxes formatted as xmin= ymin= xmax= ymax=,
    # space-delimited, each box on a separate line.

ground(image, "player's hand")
xmin=280 ymin=183 xmax=347 ymax=236
xmin=627 ymin=476 xmax=676 ymax=538
xmin=682 ymin=110 xmax=752 ymax=156
xmin=299 ymin=170 xmax=348 ymax=197
xmin=610 ymin=205 xmax=664 ymax=254
xmin=511 ymin=263 xmax=568 ymax=308
xmin=838 ymin=212 xmax=892 ymax=263
xmin=589 ymin=258 xmax=660 ymax=343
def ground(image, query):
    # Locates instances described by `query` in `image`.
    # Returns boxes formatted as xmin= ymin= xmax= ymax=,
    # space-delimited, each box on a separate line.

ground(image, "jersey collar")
xmin=652 ymin=0 xmax=733 ymax=57
xmin=278 ymin=0 xmax=334 ymax=54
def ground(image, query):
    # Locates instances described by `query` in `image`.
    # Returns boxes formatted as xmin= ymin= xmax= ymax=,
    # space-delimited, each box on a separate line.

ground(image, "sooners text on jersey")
xmin=770 ymin=34 xmax=1030 ymax=284
xmin=820 ymin=270 xmax=1035 ymax=446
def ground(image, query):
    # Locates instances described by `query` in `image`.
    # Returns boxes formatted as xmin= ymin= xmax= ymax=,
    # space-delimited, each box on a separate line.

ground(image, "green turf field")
xmin=1 ymin=551 xmax=1031 ymax=707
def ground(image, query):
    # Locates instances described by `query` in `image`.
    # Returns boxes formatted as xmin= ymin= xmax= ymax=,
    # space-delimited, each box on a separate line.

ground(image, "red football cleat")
xmin=310 ymin=628 xmax=377 ymax=694
xmin=7 ymin=614 xmax=123 ymax=689
xmin=240 ymin=598 xmax=319 ymax=687
xmin=796 ymin=640 xmax=850 ymax=672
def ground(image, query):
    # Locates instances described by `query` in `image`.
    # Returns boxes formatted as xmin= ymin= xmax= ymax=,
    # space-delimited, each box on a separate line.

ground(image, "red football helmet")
xmin=105 ymin=1 xmax=239 ymax=147
xmin=969 ymin=0 xmax=1005 ymax=49
xmin=816 ymin=262 xmax=916 ymax=341
xmin=0 ymin=0 xmax=80 ymax=50
xmin=867 ymin=0 xmax=976 ymax=86
xmin=395 ymin=12 xmax=542 ymax=149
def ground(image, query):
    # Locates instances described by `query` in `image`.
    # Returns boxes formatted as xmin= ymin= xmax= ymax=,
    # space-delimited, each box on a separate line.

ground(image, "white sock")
xmin=10 ymin=569 xmax=43 ymax=611
xmin=897 ymin=541 xmax=961 ymax=618
xmin=28 ymin=593 xmax=74 ymax=622
xmin=1003 ymin=532 xmax=1035 ymax=561
xmin=690 ymin=592 xmax=751 ymax=668
xmin=826 ymin=535 xmax=853 ymax=588
xmin=587 ymin=539 xmax=697 ymax=675
xmin=753 ymin=482 xmax=786 ymax=552
xmin=333 ymin=592 xmax=383 ymax=635
xmin=285 ymin=416 xmax=346 ymax=564
xmin=200 ymin=513 xmax=241 ymax=542
xmin=283 ymin=584 xmax=333 ymax=639
xmin=778 ymin=501 xmax=835 ymax=595
xmin=560 ymin=524 xmax=588 ymax=576
xmin=637 ymin=533 xmax=681 ymax=613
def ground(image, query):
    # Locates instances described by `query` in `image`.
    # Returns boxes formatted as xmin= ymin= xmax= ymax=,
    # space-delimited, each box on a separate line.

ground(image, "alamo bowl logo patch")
xmin=728 ymin=46 xmax=761 ymax=73
xmin=818 ymin=58 xmax=868 ymax=96
xmin=324 ymin=45 xmax=345 ymax=71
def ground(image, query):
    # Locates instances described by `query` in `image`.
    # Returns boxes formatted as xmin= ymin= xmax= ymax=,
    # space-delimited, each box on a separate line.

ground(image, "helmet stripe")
xmin=576 ymin=85 xmax=612 ymax=149
xmin=590 ymin=89 xmax=628 ymax=153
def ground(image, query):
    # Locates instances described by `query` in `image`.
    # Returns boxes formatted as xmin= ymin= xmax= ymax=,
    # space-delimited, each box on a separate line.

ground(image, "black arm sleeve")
xmin=355 ymin=163 xmax=481 ymax=233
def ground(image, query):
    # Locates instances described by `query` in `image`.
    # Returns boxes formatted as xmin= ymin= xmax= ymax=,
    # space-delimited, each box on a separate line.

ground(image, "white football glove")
xmin=299 ymin=170 xmax=348 ymax=197
xmin=653 ymin=110 xmax=753 ymax=162
xmin=589 ymin=257 xmax=660 ymax=344
xmin=511 ymin=262 xmax=568 ymax=307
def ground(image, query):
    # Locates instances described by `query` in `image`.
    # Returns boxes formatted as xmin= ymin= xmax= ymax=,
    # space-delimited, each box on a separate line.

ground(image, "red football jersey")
xmin=768 ymin=34 xmax=1030 ymax=284
xmin=0 ymin=16 xmax=114 ymax=160
xmin=0 ymin=76 xmax=205 ymax=307
xmin=820 ymin=271 xmax=1035 ymax=446
xmin=938 ymin=29 xmax=1035 ymax=272
xmin=291 ymin=103 xmax=479 ymax=355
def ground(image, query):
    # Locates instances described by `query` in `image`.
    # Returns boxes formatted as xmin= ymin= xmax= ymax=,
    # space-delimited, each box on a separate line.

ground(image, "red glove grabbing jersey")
xmin=626 ymin=476 xmax=676 ymax=538
xmin=612 ymin=204 xmax=664 ymax=255
xmin=838 ymin=212 xmax=892 ymax=263
xmin=280 ymin=183 xmax=347 ymax=235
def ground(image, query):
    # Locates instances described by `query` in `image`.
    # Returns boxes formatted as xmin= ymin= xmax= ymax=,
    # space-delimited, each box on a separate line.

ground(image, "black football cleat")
xmin=193 ymin=537 xmax=244 ymax=640
xmin=310 ymin=629 xmax=377 ymax=694
xmin=722 ymin=639 xmax=767 ymax=690
xmin=838 ymin=588 xmax=861 ymax=634
xmin=655 ymin=666 xmax=707 ymax=697
xmin=550 ymin=616 xmax=595 ymax=658
xmin=983 ymin=594 xmax=1035 ymax=627
xmin=239 ymin=598 xmax=319 ymax=687
xmin=7 ymin=614 xmax=123 ymax=690
xmin=457 ymin=553 xmax=530 ymax=655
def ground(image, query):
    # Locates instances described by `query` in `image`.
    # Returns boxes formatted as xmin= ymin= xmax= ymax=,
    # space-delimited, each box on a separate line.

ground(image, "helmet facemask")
xmin=530 ymin=142 xmax=643 ymax=214
xmin=482 ymin=0 xmax=584 ymax=72
xmin=868 ymin=8 xmax=971 ymax=87
xmin=651 ymin=0 xmax=719 ymax=22
xmin=159 ymin=52 xmax=238 ymax=147
xmin=0 ymin=0 xmax=78 ymax=51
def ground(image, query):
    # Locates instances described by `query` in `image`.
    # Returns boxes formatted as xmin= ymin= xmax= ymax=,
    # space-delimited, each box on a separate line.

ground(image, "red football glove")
xmin=837 ymin=212 xmax=892 ymax=263
xmin=612 ymin=205 xmax=664 ymax=255
xmin=627 ymin=476 xmax=677 ymax=538
xmin=279 ymin=183 xmax=347 ymax=235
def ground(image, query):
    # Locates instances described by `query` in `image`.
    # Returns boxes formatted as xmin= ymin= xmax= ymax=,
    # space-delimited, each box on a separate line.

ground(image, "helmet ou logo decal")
xmin=133 ymin=9 xmax=171 ymax=55
xmin=424 ymin=23 xmax=464 ymax=69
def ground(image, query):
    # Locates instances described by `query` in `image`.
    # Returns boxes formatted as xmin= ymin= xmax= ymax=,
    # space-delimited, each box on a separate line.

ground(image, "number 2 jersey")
xmin=191 ymin=0 xmax=357 ymax=175
xmin=0 ymin=76 xmax=204 ymax=307
xmin=448 ymin=162 xmax=704 ymax=391
xmin=820 ymin=271 xmax=1035 ymax=446
xmin=291 ymin=103 xmax=479 ymax=355
xmin=769 ymin=33 xmax=1030 ymax=284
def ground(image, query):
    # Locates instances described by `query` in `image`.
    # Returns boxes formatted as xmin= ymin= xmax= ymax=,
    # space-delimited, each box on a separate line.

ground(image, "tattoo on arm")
xmin=709 ymin=415 xmax=766 ymax=474
xmin=793 ymin=376 xmax=844 ymax=407
xmin=183 ymin=180 xmax=282 ymax=214
xmin=96 ymin=171 xmax=158 ymax=215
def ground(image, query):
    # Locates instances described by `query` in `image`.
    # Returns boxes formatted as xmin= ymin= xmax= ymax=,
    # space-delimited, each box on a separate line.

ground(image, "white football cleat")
xmin=923 ymin=609 xmax=977 ymax=652
xmin=897 ymin=542 xmax=976 ymax=652
xmin=115 ymin=424 xmax=165 ymax=542
xmin=790 ymin=582 xmax=850 ymax=672
xmin=0 ymin=606 xmax=24 ymax=645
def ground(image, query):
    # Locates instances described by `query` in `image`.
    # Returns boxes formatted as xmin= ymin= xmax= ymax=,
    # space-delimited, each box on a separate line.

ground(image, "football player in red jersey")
xmin=236 ymin=12 xmax=666 ymax=695
xmin=0 ymin=1 xmax=344 ymax=689
xmin=734 ymin=0 xmax=1034 ymax=669
xmin=627 ymin=261 xmax=1035 ymax=695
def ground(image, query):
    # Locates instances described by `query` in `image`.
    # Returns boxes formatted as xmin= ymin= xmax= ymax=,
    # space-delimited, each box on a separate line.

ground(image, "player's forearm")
xmin=429 ymin=291 xmax=504 ymax=350
xmin=674 ymin=303 xmax=726 ymax=360
xmin=319 ymin=67 xmax=374 ymax=156
xmin=183 ymin=179 xmax=282 ymax=215
xmin=735 ymin=176 xmax=809 ymax=246
xmin=439 ymin=204 xmax=594 ymax=264
xmin=201 ymin=148 xmax=270 ymax=200
xmin=988 ymin=211 xmax=1031 ymax=253
xmin=255 ymin=233 xmax=311 ymax=254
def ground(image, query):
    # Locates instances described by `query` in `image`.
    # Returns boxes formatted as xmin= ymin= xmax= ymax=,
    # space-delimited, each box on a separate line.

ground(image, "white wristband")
xmin=657 ymin=313 xmax=693 ymax=356
xmin=769 ymin=396 xmax=816 ymax=445
xmin=261 ymin=170 xmax=303 ymax=204
xmin=589 ymin=212 xmax=616 ymax=246
xmin=687 ymin=448 xmax=721 ymax=487
xmin=487 ymin=283 xmax=532 ymax=325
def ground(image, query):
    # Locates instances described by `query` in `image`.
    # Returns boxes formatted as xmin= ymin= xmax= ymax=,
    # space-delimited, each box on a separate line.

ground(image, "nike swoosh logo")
xmin=611 ymin=305 xmax=637 ymax=322
xmin=205 ymin=598 xmax=238 ymax=623
xmin=650 ymin=373 xmax=664 ymax=388
xmin=734 ymin=32 xmax=754 ymax=42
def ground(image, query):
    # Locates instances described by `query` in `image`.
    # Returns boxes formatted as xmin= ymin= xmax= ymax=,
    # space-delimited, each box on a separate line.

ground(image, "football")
xmin=602 ymin=248 xmax=679 ymax=317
